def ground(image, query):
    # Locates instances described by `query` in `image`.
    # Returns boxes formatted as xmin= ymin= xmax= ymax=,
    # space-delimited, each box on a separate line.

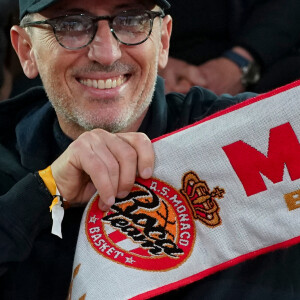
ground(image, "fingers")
xmin=80 ymin=134 xmax=120 ymax=211
xmin=160 ymin=57 xmax=194 ymax=93
xmin=116 ymin=132 xmax=154 ymax=179
xmin=162 ymin=70 xmax=178 ymax=94
xmin=164 ymin=66 xmax=207 ymax=93
xmin=52 ymin=130 xmax=154 ymax=212
xmin=173 ymin=78 xmax=193 ymax=94
xmin=99 ymin=132 xmax=138 ymax=205
xmin=52 ymin=133 xmax=117 ymax=210
xmin=184 ymin=65 xmax=207 ymax=87
xmin=91 ymin=131 xmax=154 ymax=210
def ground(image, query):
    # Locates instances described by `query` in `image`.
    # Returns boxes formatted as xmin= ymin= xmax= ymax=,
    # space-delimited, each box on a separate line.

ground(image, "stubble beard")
xmin=42 ymin=59 xmax=158 ymax=134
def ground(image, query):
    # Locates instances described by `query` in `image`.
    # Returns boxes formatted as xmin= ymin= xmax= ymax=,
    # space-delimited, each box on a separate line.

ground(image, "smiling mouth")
xmin=79 ymin=75 xmax=127 ymax=90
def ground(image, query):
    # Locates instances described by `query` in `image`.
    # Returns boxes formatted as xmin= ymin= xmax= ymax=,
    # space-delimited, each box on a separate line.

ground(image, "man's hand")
xmin=51 ymin=129 xmax=154 ymax=211
xmin=159 ymin=57 xmax=207 ymax=94
xmin=160 ymin=56 xmax=245 ymax=95
xmin=195 ymin=58 xmax=245 ymax=95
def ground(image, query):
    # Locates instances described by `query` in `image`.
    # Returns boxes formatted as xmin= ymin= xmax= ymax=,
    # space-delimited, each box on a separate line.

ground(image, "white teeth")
xmin=106 ymin=79 xmax=112 ymax=89
xmin=98 ymin=80 xmax=105 ymax=89
xmin=80 ymin=76 xmax=126 ymax=89
xmin=92 ymin=80 xmax=97 ymax=88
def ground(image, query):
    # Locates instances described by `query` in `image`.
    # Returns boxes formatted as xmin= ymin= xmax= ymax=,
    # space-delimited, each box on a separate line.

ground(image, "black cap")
xmin=19 ymin=0 xmax=171 ymax=19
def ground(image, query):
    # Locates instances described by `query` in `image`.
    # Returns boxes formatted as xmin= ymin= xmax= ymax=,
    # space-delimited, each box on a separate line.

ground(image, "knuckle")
xmin=121 ymin=176 xmax=135 ymax=189
xmin=124 ymin=146 xmax=137 ymax=161
xmin=133 ymin=132 xmax=150 ymax=145
xmin=69 ymin=137 xmax=85 ymax=151
xmin=86 ymin=151 xmax=98 ymax=163
xmin=79 ymin=130 xmax=95 ymax=140
xmin=90 ymin=128 xmax=105 ymax=134
xmin=85 ymin=130 xmax=105 ymax=143
xmin=79 ymin=129 xmax=108 ymax=142
xmin=107 ymin=158 xmax=119 ymax=174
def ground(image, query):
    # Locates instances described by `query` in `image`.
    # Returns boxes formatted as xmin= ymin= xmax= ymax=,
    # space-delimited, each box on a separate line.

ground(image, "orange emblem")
xmin=180 ymin=171 xmax=225 ymax=227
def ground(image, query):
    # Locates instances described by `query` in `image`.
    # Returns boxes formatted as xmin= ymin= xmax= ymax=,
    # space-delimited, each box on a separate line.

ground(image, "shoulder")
xmin=165 ymin=86 xmax=256 ymax=131
xmin=0 ymin=86 xmax=48 ymax=134
xmin=0 ymin=87 xmax=51 ymax=190
xmin=0 ymin=86 xmax=47 ymax=114
xmin=0 ymin=86 xmax=49 ymax=161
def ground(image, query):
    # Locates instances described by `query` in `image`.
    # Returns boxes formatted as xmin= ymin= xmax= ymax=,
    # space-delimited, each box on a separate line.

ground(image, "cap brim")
xmin=20 ymin=0 xmax=59 ymax=19
xmin=155 ymin=0 xmax=171 ymax=9
xmin=20 ymin=0 xmax=170 ymax=20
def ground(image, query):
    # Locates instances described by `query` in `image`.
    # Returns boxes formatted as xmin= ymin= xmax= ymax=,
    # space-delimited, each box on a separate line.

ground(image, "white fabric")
xmin=70 ymin=82 xmax=300 ymax=299
xmin=51 ymin=188 xmax=64 ymax=238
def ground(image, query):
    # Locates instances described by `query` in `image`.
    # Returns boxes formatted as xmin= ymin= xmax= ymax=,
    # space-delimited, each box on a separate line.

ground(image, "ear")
xmin=10 ymin=25 xmax=39 ymax=79
xmin=158 ymin=15 xmax=172 ymax=70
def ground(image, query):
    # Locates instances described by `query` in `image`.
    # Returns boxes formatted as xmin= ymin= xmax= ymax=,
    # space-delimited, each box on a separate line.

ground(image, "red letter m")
xmin=222 ymin=122 xmax=300 ymax=196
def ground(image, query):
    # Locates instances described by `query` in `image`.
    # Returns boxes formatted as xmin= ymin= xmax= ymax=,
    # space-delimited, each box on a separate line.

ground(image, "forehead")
xmin=42 ymin=0 xmax=156 ymax=16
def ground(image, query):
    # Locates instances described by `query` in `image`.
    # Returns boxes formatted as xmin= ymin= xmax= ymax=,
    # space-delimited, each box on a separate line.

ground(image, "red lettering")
xmin=222 ymin=123 xmax=300 ymax=196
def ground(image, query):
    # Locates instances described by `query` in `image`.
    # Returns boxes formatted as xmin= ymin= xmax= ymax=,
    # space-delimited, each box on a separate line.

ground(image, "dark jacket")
xmin=1 ymin=78 xmax=299 ymax=299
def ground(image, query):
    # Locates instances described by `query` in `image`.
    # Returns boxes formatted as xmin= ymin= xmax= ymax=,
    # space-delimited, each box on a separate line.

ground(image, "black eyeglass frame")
xmin=21 ymin=10 xmax=165 ymax=50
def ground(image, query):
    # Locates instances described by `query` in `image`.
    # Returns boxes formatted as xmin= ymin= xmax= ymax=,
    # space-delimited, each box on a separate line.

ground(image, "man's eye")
xmin=118 ymin=15 xmax=147 ymax=27
xmin=57 ymin=21 xmax=85 ymax=32
xmin=113 ymin=15 xmax=149 ymax=35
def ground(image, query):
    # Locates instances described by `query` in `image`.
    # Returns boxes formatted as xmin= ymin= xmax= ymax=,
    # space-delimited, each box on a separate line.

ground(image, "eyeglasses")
xmin=21 ymin=9 xmax=165 ymax=50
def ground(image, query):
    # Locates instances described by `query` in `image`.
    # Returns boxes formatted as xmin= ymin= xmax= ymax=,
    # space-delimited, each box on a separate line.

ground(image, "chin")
xmin=75 ymin=114 xmax=132 ymax=133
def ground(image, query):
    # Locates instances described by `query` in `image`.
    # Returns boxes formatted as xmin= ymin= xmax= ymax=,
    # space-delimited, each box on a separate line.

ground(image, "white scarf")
xmin=69 ymin=81 xmax=300 ymax=299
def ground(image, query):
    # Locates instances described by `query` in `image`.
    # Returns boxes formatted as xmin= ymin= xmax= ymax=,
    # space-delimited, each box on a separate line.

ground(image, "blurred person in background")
xmin=0 ymin=0 xmax=18 ymax=100
xmin=0 ymin=0 xmax=41 ymax=101
xmin=159 ymin=0 xmax=300 ymax=95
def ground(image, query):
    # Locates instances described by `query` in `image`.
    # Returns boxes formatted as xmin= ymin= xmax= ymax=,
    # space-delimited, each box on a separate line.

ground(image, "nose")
xmin=87 ymin=21 xmax=122 ymax=65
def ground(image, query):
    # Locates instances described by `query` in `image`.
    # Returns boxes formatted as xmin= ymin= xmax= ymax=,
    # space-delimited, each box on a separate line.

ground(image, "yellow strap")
xmin=49 ymin=197 xmax=59 ymax=212
xmin=38 ymin=166 xmax=58 ymax=212
xmin=39 ymin=165 xmax=56 ymax=195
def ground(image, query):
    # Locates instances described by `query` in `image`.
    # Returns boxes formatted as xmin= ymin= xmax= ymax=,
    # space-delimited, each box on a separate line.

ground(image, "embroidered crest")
xmin=85 ymin=177 xmax=196 ymax=271
xmin=180 ymin=171 xmax=225 ymax=227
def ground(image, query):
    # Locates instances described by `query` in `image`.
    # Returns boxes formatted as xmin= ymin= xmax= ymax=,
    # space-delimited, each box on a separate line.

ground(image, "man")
xmin=1 ymin=0 xmax=298 ymax=299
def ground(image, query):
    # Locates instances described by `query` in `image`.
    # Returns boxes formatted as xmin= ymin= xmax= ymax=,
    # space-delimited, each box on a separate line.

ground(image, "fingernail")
xmin=98 ymin=196 xmax=115 ymax=211
xmin=141 ymin=167 xmax=152 ymax=179
xmin=99 ymin=202 xmax=109 ymax=212
xmin=117 ymin=191 xmax=128 ymax=199
xmin=107 ymin=196 xmax=115 ymax=206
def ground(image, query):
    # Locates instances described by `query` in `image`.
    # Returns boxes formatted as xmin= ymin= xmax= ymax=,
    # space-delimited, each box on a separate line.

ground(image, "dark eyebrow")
xmin=115 ymin=4 xmax=147 ymax=10
xmin=63 ymin=8 xmax=91 ymax=15
xmin=57 ymin=6 xmax=148 ymax=17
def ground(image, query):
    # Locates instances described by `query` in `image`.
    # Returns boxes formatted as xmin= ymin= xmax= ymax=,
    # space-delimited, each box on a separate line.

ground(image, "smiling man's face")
xmin=17 ymin=0 xmax=171 ymax=139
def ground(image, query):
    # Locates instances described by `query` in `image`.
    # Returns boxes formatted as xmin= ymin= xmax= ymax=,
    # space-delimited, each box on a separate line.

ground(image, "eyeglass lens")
xmin=52 ymin=11 xmax=153 ymax=49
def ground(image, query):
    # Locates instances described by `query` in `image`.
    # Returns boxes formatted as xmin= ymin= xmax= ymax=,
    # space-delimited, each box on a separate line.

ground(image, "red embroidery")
xmin=85 ymin=178 xmax=196 ymax=271
xmin=223 ymin=122 xmax=300 ymax=196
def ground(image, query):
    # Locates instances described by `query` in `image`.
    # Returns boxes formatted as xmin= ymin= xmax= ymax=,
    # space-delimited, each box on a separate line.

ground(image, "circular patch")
xmin=86 ymin=177 xmax=196 ymax=271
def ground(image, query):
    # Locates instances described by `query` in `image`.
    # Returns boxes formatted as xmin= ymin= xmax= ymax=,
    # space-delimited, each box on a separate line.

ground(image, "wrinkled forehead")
xmin=39 ymin=0 xmax=157 ymax=17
